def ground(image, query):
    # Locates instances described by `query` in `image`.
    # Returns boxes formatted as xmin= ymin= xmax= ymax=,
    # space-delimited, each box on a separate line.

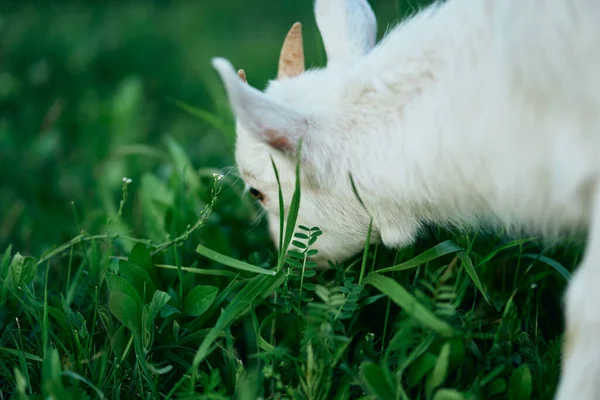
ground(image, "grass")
xmin=0 ymin=1 xmax=587 ymax=399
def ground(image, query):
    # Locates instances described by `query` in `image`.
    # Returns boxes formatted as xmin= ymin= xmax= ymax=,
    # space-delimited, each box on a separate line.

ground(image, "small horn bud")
xmin=237 ymin=69 xmax=247 ymax=83
xmin=277 ymin=22 xmax=305 ymax=80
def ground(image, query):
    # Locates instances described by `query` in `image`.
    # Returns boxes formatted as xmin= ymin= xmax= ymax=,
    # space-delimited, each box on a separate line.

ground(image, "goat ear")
xmin=314 ymin=0 xmax=377 ymax=64
xmin=212 ymin=58 xmax=308 ymax=154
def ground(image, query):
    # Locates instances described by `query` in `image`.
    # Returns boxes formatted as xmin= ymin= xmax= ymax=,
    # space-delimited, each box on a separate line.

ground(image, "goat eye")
xmin=249 ymin=187 xmax=264 ymax=202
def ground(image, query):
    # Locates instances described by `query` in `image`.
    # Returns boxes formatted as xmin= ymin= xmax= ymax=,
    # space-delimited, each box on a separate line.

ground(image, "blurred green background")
xmin=0 ymin=0 xmax=421 ymax=257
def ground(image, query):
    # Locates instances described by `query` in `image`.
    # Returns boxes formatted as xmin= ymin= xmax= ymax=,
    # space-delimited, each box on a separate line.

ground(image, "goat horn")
xmin=237 ymin=69 xmax=247 ymax=83
xmin=277 ymin=22 xmax=305 ymax=79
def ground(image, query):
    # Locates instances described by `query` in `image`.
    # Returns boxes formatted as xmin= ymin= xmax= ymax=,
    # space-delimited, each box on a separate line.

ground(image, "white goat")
xmin=211 ymin=0 xmax=600 ymax=397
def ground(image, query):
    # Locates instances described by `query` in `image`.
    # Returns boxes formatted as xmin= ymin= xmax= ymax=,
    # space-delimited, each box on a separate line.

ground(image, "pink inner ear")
xmin=264 ymin=129 xmax=293 ymax=152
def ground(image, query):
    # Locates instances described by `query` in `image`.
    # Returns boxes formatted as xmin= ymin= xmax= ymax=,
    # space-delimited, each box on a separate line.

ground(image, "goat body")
xmin=212 ymin=0 xmax=600 ymax=398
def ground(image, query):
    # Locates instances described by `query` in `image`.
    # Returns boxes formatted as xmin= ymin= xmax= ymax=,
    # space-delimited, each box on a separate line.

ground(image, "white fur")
xmin=315 ymin=0 xmax=377 ymax=64
xmin=212 ymin=0 xmax=600 ymax=397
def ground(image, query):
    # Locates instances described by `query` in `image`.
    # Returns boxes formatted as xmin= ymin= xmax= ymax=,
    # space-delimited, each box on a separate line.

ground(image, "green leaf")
xmin=508 ymin=364 xmax=532 ymax=400
xmin=46 ymin=306 xmax=68 ymax=328
xmin=361 ymin=362 xmax=396 ymax=400
xmin=129 ymin=243 xmax=153 ymax=269
xmin=20 ymin=255 xmax=37 ymax=287
xmin=287 ymin=259 xmax=302 ymax=269
xmin=364 ymin=272 xmax=454 ymax=337
xmin=287 ymin=250 xmax=304 ymax=259
xmin=41 ymin=348 xmax=76 ymax=400
xmin=106 ymin=273 xmax=143 ymax=341
xmin=129 ymin=243 xmax=160 ymax=284
xmin=456 ymin=251 xmax=490 ymax=304
xmin=42 ymin=347 xmax=62 ymax=388
xmin=407 ymin=352 xmax=437 ymax=388
xmin=486 ymin=379 xmax=507 ymax=396
xmin=433 ymin=389 xmax=466 ymax=400
xmin=303 ymin=269 xmax=316 ymax=278
xmin=148 ymin=290 xmax=172 ymax=319
xmin=7 ymin=253 xmax=23 ymax=288
xmin=110 ymin=324 xmax=129 ymax=360
xmin=196 ymin=244 xmax=275 ymax=275
xmin=2 ymin=253 xmax=37 ymax=299
xmin=378 ymin=241 xmax=464 ymax=273
xmin=14 ymin=367 xmax=28 ymax=400
xmin=161 ymin=304 xmax=181 ymax=318
xmin=142 ymin=305 xmax=153 ymax=349
xmin=119 ymin=260 xmax=156 ymax=304
xmin=427 ymin=343 xmax=451 ymax=398
xmin=109 ymin=291 xmax=143 ymax=342
xmin=173 ymin=320 xmax=180 ymax=341
xmin=0 ymin=245 xmax=12 ymax=281
xmin=291 ymin=240 xmax=306 ymax=249
xmin=60 ymin=295 xmax=89 ymax=337
xmin=183 ymin=285 xmax=218 ymax=317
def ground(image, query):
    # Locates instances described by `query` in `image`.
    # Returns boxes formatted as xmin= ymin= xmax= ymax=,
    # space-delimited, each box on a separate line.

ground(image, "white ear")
xmin=212 ymin=58 xmax=309 ymax=154
xmin=314 ymin=0 xmax=377 ymax=64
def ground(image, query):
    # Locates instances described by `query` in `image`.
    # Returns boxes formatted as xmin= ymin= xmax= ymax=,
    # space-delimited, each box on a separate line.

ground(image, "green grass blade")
xmin=196 ymin=245 xmax=275 ymax=276
xmin=522 ymin=253 xmax=571 ymax=281
xmin=364 ymin=272 xmax=454 ymax=337
xmin=348 ymin=173 xmax=375 ymax=284
xmin=475 ymin=238 xmax=536 ymax=267
xmin=251 ymin=310 xmax=275 ymax=353
xmin=167 ymin=97 xmax=233 ymax=138
xmin=0 ymin=348 xmax=43 ymax=362
xmin=359 ymin=219 xmax=373 ymax=285
xmin=456 ymin=251 xmax=490 ymax=304
xmin=43 ymin=262 xmax=50 ymax=357
xmin=61 ymin=371 xmax=106 ymax=399
xmin=426 ymin=342 xmax=451 ymax=398
xmin=348 ymin=173 xmax=368 ymax=211
xmin=187 ymin=271 xmax=285 ymax=370
xmin=154 ymin=263 xmax=237 ymax=278
xmin=271 ymin=157 xmax=285 ymax=263
xmin=378 ymin=241 xmax=464 ymax=273
xmin=278 ymin=141 xmax=303 ymax=271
